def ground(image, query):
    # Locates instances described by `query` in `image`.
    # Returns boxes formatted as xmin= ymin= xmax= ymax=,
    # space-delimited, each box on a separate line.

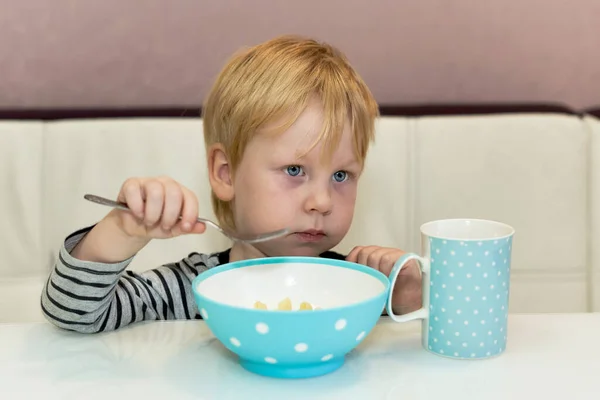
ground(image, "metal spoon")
xmin=83 ymin=194 xmax=290 ymax=244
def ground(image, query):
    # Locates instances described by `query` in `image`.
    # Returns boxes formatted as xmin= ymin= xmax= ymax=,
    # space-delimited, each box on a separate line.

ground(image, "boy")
xmin=41 ymin=35 xmax=422 ymax=333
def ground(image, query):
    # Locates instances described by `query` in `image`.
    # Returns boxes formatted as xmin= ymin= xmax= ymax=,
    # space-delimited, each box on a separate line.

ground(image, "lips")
xmin=301 ymin=229 xmax=325 ymax=236
xmin=293 ymin=229 xmax=326 ymax=242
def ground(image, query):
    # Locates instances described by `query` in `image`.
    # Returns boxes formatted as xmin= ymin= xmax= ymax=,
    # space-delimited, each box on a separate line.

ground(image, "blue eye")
xmin=285 ymin=165 xmax=304 ymax=177
xmin=333 ymin=171 xmax=348 ymax=182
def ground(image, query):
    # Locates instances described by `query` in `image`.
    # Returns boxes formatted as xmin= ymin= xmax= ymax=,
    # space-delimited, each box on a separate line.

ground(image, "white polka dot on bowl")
xmin=335 ymin=319 xmax=347 ymax=330
xmin=255 ymin=322 xmax=269 ymax=334
xmin=294 ymin=343 xmax=308 ymax=353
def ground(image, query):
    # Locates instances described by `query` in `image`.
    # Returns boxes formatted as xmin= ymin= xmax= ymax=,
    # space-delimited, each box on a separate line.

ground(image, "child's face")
xmin=231 ymin=99 xmax=362 ymax=258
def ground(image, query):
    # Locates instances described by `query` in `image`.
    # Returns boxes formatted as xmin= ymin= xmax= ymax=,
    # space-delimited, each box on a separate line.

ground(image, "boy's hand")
xmin=71 ymin=177 xmax=205 ymax=264
xmin=346 ymin=246 xmax=422 ymax=315
xmin=109 ymin=176 xmax=206 ymax=240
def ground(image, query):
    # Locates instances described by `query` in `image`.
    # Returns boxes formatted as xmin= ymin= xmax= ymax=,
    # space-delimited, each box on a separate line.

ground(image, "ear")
xmin=207 ymin=143 xmax=235 ymax=201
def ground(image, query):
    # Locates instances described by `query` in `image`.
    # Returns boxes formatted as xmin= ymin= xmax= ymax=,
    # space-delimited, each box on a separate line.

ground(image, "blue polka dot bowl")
xmin=191 ymin=257 xmax=390 ymax=379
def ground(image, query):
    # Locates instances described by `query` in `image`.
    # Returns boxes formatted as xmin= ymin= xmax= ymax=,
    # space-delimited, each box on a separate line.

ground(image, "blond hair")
xmin=202 ymin=35 xmax=379 ymax=230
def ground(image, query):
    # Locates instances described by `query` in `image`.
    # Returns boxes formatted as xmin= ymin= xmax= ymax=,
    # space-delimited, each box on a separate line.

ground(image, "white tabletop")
xmin=1 ymin=314 xmax=598 ymax=399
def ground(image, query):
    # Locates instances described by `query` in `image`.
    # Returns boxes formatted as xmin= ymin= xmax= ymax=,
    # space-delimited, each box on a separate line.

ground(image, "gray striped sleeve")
xmin=41 ymin=228 xmax=222 ymax=333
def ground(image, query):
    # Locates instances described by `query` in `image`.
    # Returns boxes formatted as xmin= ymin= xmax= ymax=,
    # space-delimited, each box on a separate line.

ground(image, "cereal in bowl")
xmin=253 ymin=297 xmax=321 ymax=311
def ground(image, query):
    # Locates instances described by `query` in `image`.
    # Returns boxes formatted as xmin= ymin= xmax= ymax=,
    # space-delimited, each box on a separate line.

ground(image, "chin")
xmin=256 ymin=243 xmax=331 ymax=258
xmin=273 ymin=248 xmax=324 ymax=258
xmin=287 ymin=248 xmax=327 ymax=257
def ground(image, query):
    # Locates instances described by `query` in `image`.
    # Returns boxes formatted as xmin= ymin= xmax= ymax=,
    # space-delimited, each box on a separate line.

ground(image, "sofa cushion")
xmin=0 ymin=122 xmax=45 ymax=322
xmin=335 ymin=117 xmax=411 ymax=253
xmin=585 ymin=115 xmax=600 ymax=311
xmin=413 ymin=114 xmax=589 ymax=312
xmin=42 ymin=118 xmax=232 ymax=275
xmin=0 ymin=112 xmax=595 ymax=322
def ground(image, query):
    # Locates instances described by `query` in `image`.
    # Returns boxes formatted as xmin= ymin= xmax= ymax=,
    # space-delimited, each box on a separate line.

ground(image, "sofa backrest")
xmin=1 ymin=109 xmax=598 ymax=322
xmin=586 ymin=114 xmax=600 ymax=311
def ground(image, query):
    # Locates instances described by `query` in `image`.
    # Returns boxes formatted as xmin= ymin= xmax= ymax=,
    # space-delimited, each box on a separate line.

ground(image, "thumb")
xmin=190 ymin=221 xmax=206 ymax=234
xmin=172 ymin=221 xmax=206 ymax=237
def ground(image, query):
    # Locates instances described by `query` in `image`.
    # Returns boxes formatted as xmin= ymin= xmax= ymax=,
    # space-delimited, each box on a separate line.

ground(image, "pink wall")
xmin=0 ymin=0 xmax=598 ymax=109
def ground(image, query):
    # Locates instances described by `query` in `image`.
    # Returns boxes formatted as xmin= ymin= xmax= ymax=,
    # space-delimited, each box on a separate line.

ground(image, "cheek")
xmin=335 ymin=182 xmax=358 ymax=206
xmin=234 ymin=173 xmax=296 ymax=228
xmin=333 ymin=183 xmax=358 ymax=223
xmin=248 ymin=173 xmax=296 ymax=201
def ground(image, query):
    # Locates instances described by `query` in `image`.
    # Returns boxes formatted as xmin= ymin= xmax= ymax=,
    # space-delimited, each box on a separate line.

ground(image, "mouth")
xmin=293 ymin=230 xmax=326 ymax=242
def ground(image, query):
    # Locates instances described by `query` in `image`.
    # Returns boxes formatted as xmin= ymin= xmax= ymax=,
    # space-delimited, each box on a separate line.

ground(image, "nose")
xmin=303 ymin=182 xmax=333 ymax=215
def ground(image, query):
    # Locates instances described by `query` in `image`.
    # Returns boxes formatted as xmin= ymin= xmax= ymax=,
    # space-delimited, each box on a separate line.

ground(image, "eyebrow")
xmin=289 ymin=148 xmax=360 ymax=168
xmin=337 ymin=159 xmax=361 ymax=169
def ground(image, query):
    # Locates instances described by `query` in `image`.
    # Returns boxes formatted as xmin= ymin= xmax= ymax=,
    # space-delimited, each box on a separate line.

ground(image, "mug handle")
xmin=386 ymin=253 xmax=430 ymax=322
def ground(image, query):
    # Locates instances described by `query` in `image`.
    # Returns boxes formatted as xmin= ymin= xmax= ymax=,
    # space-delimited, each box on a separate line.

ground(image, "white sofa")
xmin=1 ymin=111 xmax=598 ymax=323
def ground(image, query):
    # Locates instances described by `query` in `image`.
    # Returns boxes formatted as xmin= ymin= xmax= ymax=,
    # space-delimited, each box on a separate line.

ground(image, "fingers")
xmin=346 ymin=245 xmax=422 ymax=316
xmin=358 ymin=246 xmax=382 ymax=268
xmin=143 ymin=180 xmax=165 ymax=227
xmin=180 ymin=186 xmax=205 ymax=234
xmin=392 ymin=266 xmax=423 ymax=315
xmin=346 ymin=246 xmax=406 ymax=275
xmin=160 ymin=179 xmax=183 ymax=230
xmin=119 ymin=178 xmax=145 ymax=219
xmin=365 ymin=247 xmax=394 ymax=272
xmin=401 ymin=260 xmax=421 ymax=278
xmin=117 ymin=176 xmax=203 ymax=236
xmin=345 ymin=246 xmax=364 ymax=263
xmin=378 ymin=249 xmax=406 ymax=276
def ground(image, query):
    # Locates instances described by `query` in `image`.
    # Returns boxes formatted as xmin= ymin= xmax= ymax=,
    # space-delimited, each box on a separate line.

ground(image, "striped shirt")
xmin=41 ymin=226 xmax=345 ymax=333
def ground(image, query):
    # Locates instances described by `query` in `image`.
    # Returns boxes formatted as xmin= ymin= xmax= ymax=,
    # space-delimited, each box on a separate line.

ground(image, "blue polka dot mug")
xmin=387 ymin=218 xmax=515 ymax=359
